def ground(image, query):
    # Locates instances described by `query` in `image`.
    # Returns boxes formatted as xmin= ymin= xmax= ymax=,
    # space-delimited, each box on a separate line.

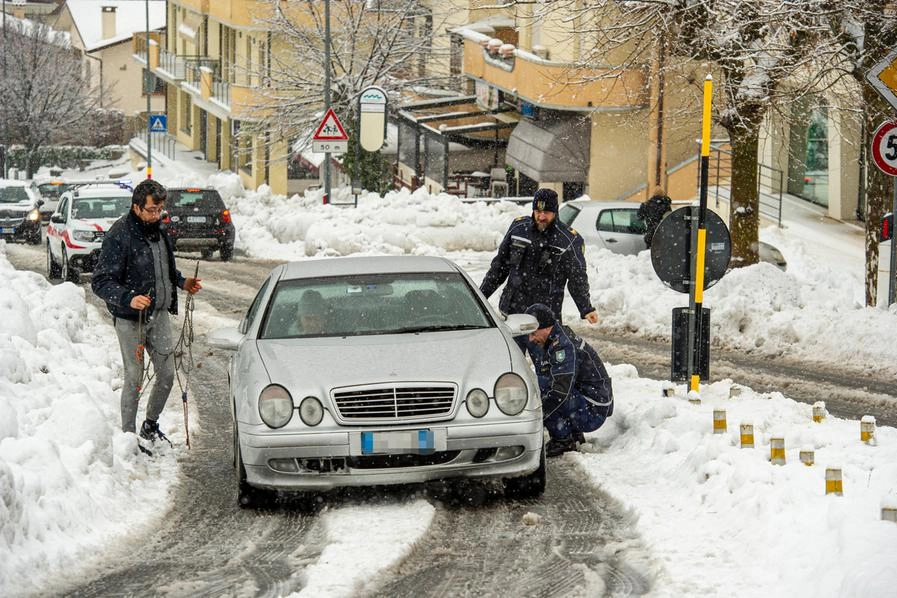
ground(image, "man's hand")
xmin=184 ymin=277 xmax=203 ymax=294
xmin=585 ymin=311 xmax=599 ymax=325
xmin=130 ymin=295 xmax=152 ymax=310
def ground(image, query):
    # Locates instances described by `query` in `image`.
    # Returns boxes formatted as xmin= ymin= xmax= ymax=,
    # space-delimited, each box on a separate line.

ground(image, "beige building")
xmin=52 ymin=1 xmax=166 ymax=134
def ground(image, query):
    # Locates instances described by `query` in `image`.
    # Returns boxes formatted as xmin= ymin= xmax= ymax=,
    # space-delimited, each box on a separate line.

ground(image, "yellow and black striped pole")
xmin=687 ymin=75 xmax=713 ymax=392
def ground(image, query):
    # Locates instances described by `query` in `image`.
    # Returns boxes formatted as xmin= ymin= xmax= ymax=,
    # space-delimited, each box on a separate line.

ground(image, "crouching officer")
xmin=480 ymin=188 xmax=598 ymax=325
xmin=523 ymin=303 xmax=613 ymax=457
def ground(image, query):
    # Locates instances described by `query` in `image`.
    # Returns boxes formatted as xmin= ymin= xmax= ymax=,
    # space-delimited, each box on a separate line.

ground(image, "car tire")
xmin=61 ymin=248 xmax=79 ymax=284
xmin=219 ymin=244 xmax=233 ymax=262
xmin=200 ymin=248 xmax=213 ymax=260
xmin=47 ymin=242 xmax=61 ymax=280
xmin=234 ymin=427 xmax=274 ymax=509
xmin=503 ymin=446 xmax=546 ymax=499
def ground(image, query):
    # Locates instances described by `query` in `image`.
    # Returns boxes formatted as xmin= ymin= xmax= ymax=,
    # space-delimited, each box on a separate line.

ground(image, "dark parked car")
xmin=0 ymin=180 xmax=43 ymax=244
xmin=163 ymin=187 xmax=235 ymax=261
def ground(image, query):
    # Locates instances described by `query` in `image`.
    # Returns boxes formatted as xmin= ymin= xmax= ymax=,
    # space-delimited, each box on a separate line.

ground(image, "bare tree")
xmin=0 ymin=18 xmax=102 ymax=177
xmin=541 ymin=1 xmax=877 ymax=268
xmin=248 ymin=0 xmax=453 ymax=184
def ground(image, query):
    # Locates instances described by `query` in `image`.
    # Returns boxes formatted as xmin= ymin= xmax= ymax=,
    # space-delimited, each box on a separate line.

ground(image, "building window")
xmin=181 ymin=93 xmax=192 ymax=134
xmin=143 ymin=68 xmax=164 ymax=95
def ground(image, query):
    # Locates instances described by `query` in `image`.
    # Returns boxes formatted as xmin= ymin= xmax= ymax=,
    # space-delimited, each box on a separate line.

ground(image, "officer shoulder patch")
xmin=554 ymin=349 xmax=566 ymax=363
xmin=569 ymin=228 xmax=578 ymax=236
xmin=514 ymin=215 xmax=526 ymax=221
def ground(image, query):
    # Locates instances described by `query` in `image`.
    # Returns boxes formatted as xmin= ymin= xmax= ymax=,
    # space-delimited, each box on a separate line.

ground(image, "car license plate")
xmin=0 ymin=227 xmax=13 ymax=234
xmin=186 ymin=216 xmax=206 ymax=223
xmin=361 ymin=430 xmax=435 ymax=455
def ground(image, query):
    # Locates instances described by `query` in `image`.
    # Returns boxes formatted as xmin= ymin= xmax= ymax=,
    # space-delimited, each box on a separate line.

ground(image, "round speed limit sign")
xmin=872 ymin=121 xmax=897 ymax=176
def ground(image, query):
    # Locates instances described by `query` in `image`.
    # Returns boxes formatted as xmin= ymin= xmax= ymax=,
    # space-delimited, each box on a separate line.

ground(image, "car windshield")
xmin=260 ymin=272 xmax=493 ymax=339
xmin=168 ymin=190 xmax=224 ymax=210
xmin=72 ymin=196 xmax=131 ymax=219
xmin=0 ymin=186 xmax=30 ymax=203
xmin=558 ymin=204 xmax=580 ymax=226
xmin=37 ymin=183 xmax=71 ymax=199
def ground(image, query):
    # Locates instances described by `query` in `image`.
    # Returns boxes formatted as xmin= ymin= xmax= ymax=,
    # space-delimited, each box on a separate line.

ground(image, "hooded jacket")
xmin=92 ymin=210 xmax=185 ymax=321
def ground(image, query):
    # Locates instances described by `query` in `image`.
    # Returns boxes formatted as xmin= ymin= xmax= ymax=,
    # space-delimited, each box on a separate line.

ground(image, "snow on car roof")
xmin=281 ymin=255 xmax=458 ymax=280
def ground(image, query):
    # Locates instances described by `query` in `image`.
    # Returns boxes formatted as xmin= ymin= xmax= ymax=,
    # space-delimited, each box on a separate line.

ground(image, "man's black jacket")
xmin=92 ymin=210 xmax=186 ymax=321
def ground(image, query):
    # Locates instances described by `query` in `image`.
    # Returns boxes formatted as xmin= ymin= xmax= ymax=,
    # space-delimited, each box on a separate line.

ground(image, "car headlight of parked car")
xmin=72 ymin=230 xmax=95 ymax=242
xmin=465 ymin=388 xmax=489 ymax=418
xmin=298 ymin=396 xmax=324 ymax=426
xmin=27 ymin=209 xmax=40 ymax=222
xmin=494 ymin=373 xmax=528 ymax=416
xmin=258 ymin=384 xmax=294 ymax=428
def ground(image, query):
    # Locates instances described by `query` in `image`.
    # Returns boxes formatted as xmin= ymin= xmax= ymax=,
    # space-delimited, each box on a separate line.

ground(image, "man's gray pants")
xmin=114 ymin=311 xmax=175 ymax=433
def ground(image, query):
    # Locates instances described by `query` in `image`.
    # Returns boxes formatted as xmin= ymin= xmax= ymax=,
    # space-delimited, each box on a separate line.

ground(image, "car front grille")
xmin=331 ymin=384 xmax=456 ymax=422
xmin=0 ymin=212 xmax=25 ymax=226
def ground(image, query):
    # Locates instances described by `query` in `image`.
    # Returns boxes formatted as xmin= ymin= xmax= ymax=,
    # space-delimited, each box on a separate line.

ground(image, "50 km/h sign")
xmin=871 ymin=121 xmax=897 ymax=176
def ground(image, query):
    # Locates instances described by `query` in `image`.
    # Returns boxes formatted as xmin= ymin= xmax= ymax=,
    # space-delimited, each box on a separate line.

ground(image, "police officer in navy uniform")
xmin=480 ymin=188 xmax=598 ymax=325
xmin=523 ymin=303 xmax=613 ymax=457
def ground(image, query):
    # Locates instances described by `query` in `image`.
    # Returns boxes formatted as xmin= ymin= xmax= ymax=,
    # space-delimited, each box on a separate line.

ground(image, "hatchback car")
xmin=208 ymin=255 xmax=545 ymax=508
xmin=0 ymin=179 xmax=43 ymax=245
xmin=163 ymin=187 xmax=235 ymax=261
xmin=558 ymin=198 xmax=787 ymax=270
xmin=46 ymin=183 xmax=132 ymax=282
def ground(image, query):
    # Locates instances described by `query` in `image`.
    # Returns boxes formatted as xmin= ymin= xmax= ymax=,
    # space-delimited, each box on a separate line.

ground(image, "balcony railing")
xmin=185 ymin=58 xmax=219 ymax=88
xmin=158 ymin=49 xmax=186 ymax=80
xmin=212 ymin=77 xmax=230 ymax=107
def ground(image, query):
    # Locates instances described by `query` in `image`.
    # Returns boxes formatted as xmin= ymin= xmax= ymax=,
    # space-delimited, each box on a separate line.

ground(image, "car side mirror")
xmin=50 ymin=213 xmax=64 ymax=224
xmin=504 ymin=313 xmax=539 ymax=337
xmin=36 ymin=198 xmax=45 ymax=207
xmin=207 ymin=327 xmax=243 ymax=351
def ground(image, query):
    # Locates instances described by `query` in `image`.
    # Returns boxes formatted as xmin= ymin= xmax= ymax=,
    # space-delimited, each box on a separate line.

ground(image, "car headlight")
xmin=27 ymin=209 xmax=40 ymax=222
xmin=494 ymin=373 xmax=528 ymax=416
xmin=258 ymin=384 xmax=293 ymax=428
xmin=72 ymin=230 xmax=94 ymax=242
xmin=465 ymin=388 xmax=489 ymax=418
xmin=298 ymin=396 xmax=324 ymax=426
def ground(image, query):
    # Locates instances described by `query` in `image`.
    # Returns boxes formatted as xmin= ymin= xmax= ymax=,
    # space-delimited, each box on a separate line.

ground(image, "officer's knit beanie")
xmin=525 ymin=303 xmax=556 ymax=329
xmin=532 ymin=188 xmax=559 ymax=213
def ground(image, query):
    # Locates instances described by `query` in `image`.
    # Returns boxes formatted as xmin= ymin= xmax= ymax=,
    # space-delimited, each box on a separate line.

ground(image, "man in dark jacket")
xmin=637 ymin=185 xmax=672 ymax=249
xmin=480 ymin=188 xmax=598 ymax=325
xmin=92 ymin=179 xmax=202 ymax=448
xmin=523 ymin=303 xmax=614 ymax=457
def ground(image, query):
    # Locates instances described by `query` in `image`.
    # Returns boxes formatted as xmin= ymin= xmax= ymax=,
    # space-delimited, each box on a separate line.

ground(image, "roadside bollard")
xmin=687 ymin=390 xmax=701 ymax=406
xmin=812 ymin=401 xmax=826 ymax=423
xmin=861 ymin=415 xmax=876 ymax=444
xmin=729 ymin=384 xmax=742 ymax=398
xmin=799 ymin=446 xmax=815 ymax=466
xmin=740 ymin=423 xmax=754 ymax=448
xmin=825 ymin=467 xmax=843 ymax=496
xmin=882 ymin=497 xmax=897 ymax=523
xmin=662 ymin=383 xmax=676 ymax=398
xmin=713 ymin=409 xmax=727 ymax=434
xmin=770 ymin=436 xmax=786 ymax=465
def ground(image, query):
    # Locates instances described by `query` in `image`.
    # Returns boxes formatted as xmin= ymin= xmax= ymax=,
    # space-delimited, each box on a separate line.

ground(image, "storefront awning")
xmin=506 ymin=116 xmax=591 ymax=182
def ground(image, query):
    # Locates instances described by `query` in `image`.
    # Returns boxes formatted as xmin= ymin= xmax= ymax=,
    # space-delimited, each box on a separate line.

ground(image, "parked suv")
xmin=0 ymin=179 xmax=43 ymax=244
xmin=163 ymin=187 xmax=235 ymax=261
xmin=46 ymin=182 xmax=132 ymax=282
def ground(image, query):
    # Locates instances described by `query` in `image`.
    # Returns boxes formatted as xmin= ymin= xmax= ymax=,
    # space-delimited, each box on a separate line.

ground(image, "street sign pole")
xmin=323 ymin=0 xmax=331 ymax=204
xmin=870 ymin=120 xmax=897 ymax=306
xmin=145 ymin=0 xmax=152 ymax=179
xmin=890 ymin=182 xmax=897 ymax=305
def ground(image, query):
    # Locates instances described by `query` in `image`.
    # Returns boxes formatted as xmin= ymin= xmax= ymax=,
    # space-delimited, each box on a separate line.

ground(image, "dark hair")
xmin=132 ymin=179 xmax=167 ymax=208
xmin=525 ymin=303 xmax=556 ymax=329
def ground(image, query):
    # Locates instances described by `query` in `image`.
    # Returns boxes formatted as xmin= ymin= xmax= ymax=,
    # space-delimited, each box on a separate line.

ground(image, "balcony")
xmin=460 ymin=33 xmax=647 ymax=111
xmin=157 ymin=49 xmax=186 ymax=80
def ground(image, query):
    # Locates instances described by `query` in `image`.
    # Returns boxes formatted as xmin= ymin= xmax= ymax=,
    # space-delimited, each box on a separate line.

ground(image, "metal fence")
xmin=136 ymin=130 xmax=176 ymax=161
xmin=707 ymin=144 xmax=784 ymax=227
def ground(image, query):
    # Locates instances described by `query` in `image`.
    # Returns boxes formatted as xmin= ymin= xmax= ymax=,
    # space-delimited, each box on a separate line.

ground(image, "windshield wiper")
xmin=395 ymin=324 xmax=485 ymax=334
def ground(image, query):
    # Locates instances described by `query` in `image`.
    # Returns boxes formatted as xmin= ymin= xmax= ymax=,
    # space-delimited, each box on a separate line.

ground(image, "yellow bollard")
xmin=825 ymin=467 xmax=843 ymax=496
xmin=799 ymin=446 xmax=815 ymax=466
xmin=740 ymin=423 xmax=754 ymax=448
xmin=812 ymin=401 xmax=826 ymax=423
xmin=770 ymin=437 xmax=786 ymax=465
xmin=713 ymin=409 xmax=727 ymax=434
xmin=687 ymin=391 xmax=701 ymax=405
xmin=861 ymin=415 xmax=876 ymax=443
xmin=883 ymin=507 xmax=897 ymax=523
xmin=729 ymin=384 xmax=742 ymax=398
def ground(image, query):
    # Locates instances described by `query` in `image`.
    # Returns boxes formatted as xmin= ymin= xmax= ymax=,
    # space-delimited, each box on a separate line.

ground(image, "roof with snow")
xmin=66 ymin=0 xmax=165 ymax=51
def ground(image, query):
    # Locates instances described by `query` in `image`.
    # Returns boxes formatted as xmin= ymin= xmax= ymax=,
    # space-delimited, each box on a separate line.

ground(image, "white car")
xmin=558 ymin=198 xmax=787 ymax=270
xmin=46 ymin=183 xmax=132 ymax=282
xmin=208 ymin=255 xmax=545 ymax=508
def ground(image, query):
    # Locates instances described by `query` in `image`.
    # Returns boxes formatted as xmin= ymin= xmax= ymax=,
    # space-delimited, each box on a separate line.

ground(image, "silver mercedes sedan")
xmin=208 ymin=255 xmax=545 ymax=508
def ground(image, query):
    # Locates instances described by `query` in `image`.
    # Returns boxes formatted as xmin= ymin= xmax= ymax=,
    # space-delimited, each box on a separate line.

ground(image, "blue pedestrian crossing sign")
xmin=149 ymin=114 xmax=167 ymax=133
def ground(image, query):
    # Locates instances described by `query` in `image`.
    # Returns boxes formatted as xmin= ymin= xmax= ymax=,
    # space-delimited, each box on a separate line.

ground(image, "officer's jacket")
xmin=92 ymin=211 xmax=185 ymax=321
xmin=480 ymin=216 xmax=594 ymax=320
xmin=533 ymin=324 xmax=614 ymax=419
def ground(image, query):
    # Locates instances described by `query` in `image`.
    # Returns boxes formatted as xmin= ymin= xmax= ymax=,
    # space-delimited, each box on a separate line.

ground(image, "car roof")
xmin=279 ymin=256 xmax=459 ymax=280
xmin=65 ymin=185 xmax=132 ymax=198
xmin=0 ymin=179 xmax=29 ymax=188
xmin=564 ymin=198 xmax=641 ymax=209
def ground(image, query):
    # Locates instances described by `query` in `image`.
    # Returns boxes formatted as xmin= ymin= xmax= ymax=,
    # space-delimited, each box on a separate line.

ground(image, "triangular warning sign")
xmin=150 ymin=117 xmax=165 ymax=132
xmin=312 ymin=108 xmax=349 ymax=141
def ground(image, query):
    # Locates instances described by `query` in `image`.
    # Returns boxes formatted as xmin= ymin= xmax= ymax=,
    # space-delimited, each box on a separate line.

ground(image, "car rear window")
xmin=558 ymin=204 xmax=581 ymax=227
xmin=260 ymin=272 xmax=493 ymax=339
xmin=168 ymin=190 xmax=225 ymax=211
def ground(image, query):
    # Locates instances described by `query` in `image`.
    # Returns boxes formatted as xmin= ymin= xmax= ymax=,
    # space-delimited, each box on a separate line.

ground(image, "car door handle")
xmin=605 ymin=238 xmax=618 ymax=243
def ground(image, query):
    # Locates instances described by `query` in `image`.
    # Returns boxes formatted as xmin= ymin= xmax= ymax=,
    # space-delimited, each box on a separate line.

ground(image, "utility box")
xmin=671 ymin=307 xmax=710 ymax=381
